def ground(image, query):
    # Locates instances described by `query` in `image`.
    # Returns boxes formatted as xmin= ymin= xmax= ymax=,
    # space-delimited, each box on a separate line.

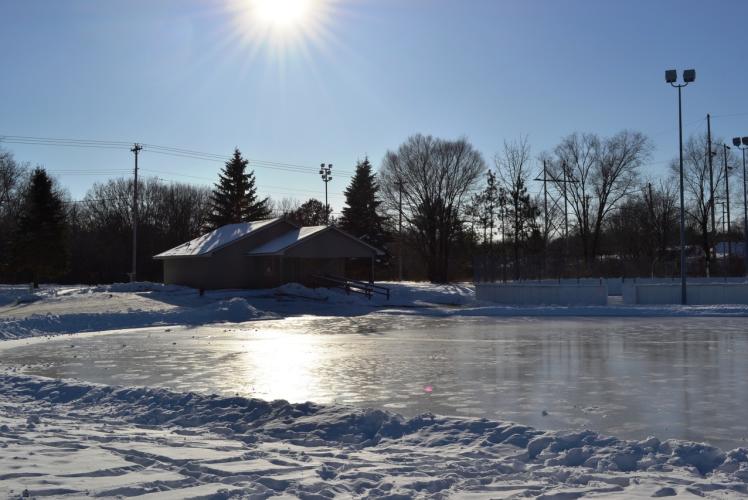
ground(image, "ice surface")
xmin=3 ymin=315 xmax=748 ymax=451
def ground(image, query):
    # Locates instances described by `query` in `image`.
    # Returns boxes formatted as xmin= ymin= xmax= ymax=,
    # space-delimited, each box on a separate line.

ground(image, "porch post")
xmin=369 ymin=256 xmax=374 ymax=284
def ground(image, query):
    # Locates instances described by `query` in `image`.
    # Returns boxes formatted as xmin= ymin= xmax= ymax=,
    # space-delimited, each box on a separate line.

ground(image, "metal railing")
xmin=312 ymin=274 xmax=390 ymax=300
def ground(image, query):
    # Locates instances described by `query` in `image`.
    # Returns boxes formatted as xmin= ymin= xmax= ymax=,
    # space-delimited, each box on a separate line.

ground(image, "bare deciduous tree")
xmin=551 ymin=130 xmax=652 ymax=266
xmin=73 ymin=177 xmax=211 ymax=282
xmin=271 ymin=197 xmax=301 ymax=218
xmin=494 ymin=137 xmax=539 ymax=278
xmin=670 ymin=133 xmax=736 ymax=275
xmin=380 ymin=134 xmax=486 ymax=282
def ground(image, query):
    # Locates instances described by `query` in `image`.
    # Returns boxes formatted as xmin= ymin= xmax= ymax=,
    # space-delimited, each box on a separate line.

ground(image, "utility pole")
xmin=562 ymin=163 xmax=569 ymax=242
xmin=543 ymin=160 xmax=549 ymax=241
xmin=733 ymin=137 xmax=748 ymax=277
xmin=130 ymin=143 xmax=142 ymax=282
xmin=562 ymin=162 xmax=570 ymax=278
xmin=724 ymin=144 xmax=732 ymax=259
xmin=396 ymin=178 xmax=406 ymax=281
xmin=707 ymin=114 xmax=716 ymax=235
xmin=533 ymin=160 xmax=551 ymax=278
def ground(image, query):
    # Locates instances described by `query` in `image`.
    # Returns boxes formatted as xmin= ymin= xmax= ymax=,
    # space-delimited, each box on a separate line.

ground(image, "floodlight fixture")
xmin=734 ymin=137 xmax=742 ymax=147
xmin=683 ymin=69 xmax=696 ymax=83
xmin=319 ymin=162 xmax=333 ymax=224
xmin=665 ymin=69 xmax=677 ymax=83
xmin=743 ymin=137 xmax=748 ymax=146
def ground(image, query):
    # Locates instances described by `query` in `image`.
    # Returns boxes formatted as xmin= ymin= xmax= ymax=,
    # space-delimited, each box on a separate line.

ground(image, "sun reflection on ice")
xmin=240 ymin=330 xmax=324 ymax=403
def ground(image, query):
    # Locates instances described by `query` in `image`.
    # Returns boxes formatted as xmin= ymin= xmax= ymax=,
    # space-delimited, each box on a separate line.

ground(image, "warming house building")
xmin=153 ymin=218 xmax=384 ymax=289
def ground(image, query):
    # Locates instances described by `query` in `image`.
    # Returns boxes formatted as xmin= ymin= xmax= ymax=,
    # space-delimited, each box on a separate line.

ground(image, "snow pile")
xmin=1 ymin=373 xmax=746 ymax=498
xmin=275 ymin=281 xmax=476 ymax=307
xmin=87 ymin=281 xmax=191 ymax=294
xmin=276 ymin=282 xmax=338 ymax=301
xmin=0 ymin=285 xmax=44 ymax=307
xmin=383 ymin=281 xmax=476 ymax=306
xmin=0 ymin=298 xmax=269 ymax=340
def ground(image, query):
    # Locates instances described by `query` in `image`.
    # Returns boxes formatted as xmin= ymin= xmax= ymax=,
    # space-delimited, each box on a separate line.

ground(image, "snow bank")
xmin=276 ymin=281 xmax=476 ymax=307
xmin=77 ymin=281 xmax=191 ymax=294
xmin=0 ymin=298 xmax=269 ymax=340
xmin=0 ymin=285 xmax=43 ymax=307
xmin=1 ymin=373 xmax=746 ymax=498
xmin=475 ymin=282 xmax=608 ymax=305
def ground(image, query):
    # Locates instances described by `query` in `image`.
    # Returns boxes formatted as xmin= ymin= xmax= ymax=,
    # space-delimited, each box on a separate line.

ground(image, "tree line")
xmin=1 ymin=129 xmax=745 ymax=285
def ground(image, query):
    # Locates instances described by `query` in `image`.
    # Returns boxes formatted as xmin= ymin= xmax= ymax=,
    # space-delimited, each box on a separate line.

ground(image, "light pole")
xmin=319 ymin=163 xmax=332 ymax=224
xmin=666 ymin=69 xmax=695 ymax=305
xmin=723 ymin=144 xmax=733 ymax=259
xmin=733 ymin=136 xmax=748 ymax=276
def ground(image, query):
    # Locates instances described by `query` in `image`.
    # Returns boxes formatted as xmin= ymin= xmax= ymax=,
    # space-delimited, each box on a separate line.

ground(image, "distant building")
xmin=154 ymin=218 xmax=384 ymax=289
xmin=714 ymin=241 xmax=747 ymax=258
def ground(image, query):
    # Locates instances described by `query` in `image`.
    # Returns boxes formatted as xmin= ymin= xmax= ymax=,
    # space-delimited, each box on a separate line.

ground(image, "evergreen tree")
xmin=207 ymin=148 xmax=270 ymax=229
xmin=339 ymin=158 xmax=387 ymax=248
xmin=14 ymin=168 xmax=69 ymax=286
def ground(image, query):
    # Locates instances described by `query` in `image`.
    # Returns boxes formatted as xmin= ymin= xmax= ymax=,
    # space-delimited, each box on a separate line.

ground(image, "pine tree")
xmin=14 ymin=168 xmax=69 ymax=286
xmin=339 ymin=158 xmax=387 ymax=248
xmin=207 ymin=148 xmax=270 ymax=229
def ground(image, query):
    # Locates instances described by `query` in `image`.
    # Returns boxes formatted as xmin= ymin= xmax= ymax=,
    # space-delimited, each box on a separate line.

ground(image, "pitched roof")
xmin=247 ymin=226 xmax=328 ymax=256
xmin=154 ymin=218 xmax=280 ymax=259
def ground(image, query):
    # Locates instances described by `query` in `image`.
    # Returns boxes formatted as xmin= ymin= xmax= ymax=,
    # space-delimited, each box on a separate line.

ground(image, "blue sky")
xmin=1 ymin=0 xmax=746 ymax=211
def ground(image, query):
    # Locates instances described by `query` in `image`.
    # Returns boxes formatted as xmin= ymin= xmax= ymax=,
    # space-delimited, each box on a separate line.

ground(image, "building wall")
xmin=281 ymin=258 xmax=346 ymax=285
xmin=160 ymin=224 xmax=379 ymax=289
xmin=162 ymin=221 xmax=292 ymax=289
xmin=285 ymin=229 xmax=377 ymax=259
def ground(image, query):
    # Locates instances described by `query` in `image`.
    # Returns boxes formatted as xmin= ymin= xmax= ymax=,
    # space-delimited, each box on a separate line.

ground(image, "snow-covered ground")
xmin=2 ymin=374 xmax=747 ymax=499
xmin=2 ymin=282 xmax=748 ymax=498
xmin=2 ymin=281 xmax=747 ymax=341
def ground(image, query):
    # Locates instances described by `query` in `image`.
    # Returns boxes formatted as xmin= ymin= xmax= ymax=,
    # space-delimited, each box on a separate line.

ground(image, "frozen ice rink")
xmin=3 ymin=314 xmax=747 ymax=450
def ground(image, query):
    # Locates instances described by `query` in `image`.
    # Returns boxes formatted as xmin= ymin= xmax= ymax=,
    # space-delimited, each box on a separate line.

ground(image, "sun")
xmin=226 ymin=0 xmax=336 ymax=66
xmin=252 ymin=0 xmax=311 ymax=29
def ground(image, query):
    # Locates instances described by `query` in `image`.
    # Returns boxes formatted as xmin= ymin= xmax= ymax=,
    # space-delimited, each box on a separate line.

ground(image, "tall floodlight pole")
xmin=723 ymin=144 xmax=733 ymax=258
xmin=130 ymin=143 xmax=142 ymax=282
xmin=319 ymin=163 xmax=332 ymax=224
xmin=733 ymin=137 xmax=748 ymax=276
xmin=666 ymin=69 xmax=695 ymax=305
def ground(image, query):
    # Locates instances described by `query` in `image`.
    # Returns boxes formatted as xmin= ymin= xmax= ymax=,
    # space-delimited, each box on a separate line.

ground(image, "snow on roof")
xmin=247 ymin=225 xmax=328 ymax=255
xmin=154 ymin=219 xmax=280 ymax=258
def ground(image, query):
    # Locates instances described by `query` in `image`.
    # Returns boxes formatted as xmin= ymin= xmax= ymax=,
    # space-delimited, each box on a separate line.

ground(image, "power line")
xmin=0 ymin=133 xmax=356 ymax=176
xmin=711 ymin=111 xmax=748 ymax=119
xmin=0 ymin=134 xmax=131 ymax=146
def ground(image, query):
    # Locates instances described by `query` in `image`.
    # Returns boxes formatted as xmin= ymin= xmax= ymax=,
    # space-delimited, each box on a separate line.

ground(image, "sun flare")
xmin=227 ymin=0 xmax=336 ymax=67
xmin=253 ymin=0 xmax=312 ymax=29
